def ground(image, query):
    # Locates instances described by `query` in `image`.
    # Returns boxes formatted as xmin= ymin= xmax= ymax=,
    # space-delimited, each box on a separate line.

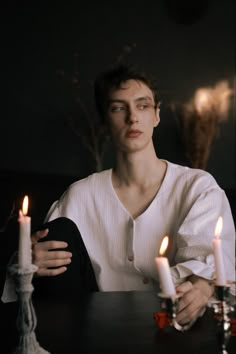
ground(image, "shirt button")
xmin=128 ymin=255 xmax=134 ymax=262
xmin=143 ymin=277 xmax=149 ymax=284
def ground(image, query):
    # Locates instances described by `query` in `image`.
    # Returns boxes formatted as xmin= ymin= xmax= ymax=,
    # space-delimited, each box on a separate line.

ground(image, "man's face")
xmin=106 ymin=79 xmax=159 ymax=153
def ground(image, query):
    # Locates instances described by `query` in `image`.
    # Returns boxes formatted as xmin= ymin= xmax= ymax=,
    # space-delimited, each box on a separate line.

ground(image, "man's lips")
xmin=125 ymin=130 xmax=143 ymax=138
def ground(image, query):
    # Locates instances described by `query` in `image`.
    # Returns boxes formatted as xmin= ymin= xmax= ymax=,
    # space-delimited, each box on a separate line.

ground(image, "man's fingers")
xmin=178 ymin=287 xmax=201 ymax=312
xmin=38 ymin=257 xmax=72 ymax=268
xmin=176 ymin=280 xmax=193 ymax=294
xmin=176 ymin=286 xmax=208 ymax=324
xmin=36 ymin=266 xmax=68 ymax=277
xmin=31 ymin=229 xmax=49 ymax=244
xmin=31 ymin=231 xmax=73 ymax=278
xmin=45 ymin=250 xmax=72 ymax=260
xmin=33 ymin=249 xmax=72 ymax=265
xmin=34 ymin=240 xmax=69 ymax=252
xmin=176 ymin=295 xmax=205 ymax=324
xmin=176 ymin=306 xmax=200 ymax=325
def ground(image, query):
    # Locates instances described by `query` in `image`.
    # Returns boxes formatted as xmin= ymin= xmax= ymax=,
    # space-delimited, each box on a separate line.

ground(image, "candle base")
xmin=208 ymin=283 xmax=235 ymax=354
xmin=155 ymin=292 xmax=203 ymax=332
xmin=8 ymin=264 xmax=51 ymax=354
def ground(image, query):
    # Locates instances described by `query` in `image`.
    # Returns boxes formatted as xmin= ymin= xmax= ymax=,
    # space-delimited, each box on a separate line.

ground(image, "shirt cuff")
xmin=1 ymin=252 xmax=18 ymax=303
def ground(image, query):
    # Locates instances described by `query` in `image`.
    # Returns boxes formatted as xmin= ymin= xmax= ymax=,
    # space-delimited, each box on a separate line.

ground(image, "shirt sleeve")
xmin=170 ymin=182 xmax=235 ymax=295
xmin=44 ymin=185 xmax=79 ymax=223
xmin=1 ymin=253 xmax=18 ymax=303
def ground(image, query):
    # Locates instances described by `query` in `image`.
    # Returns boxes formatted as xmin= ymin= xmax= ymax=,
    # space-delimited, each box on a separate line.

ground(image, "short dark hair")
xmin=94 ymin=64 xmax=160 ymax=123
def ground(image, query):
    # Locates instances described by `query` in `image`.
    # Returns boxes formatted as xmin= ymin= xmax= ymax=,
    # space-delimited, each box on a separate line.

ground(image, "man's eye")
xmin=111 ymin=106 xmax=125 ymax=112
xmin=138 ymin=104 xmax=148 ymax=110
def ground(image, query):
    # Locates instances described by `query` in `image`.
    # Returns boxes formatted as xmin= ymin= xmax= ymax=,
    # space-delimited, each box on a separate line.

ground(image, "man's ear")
xmin=154 ymin=106 xmax=160 ymax=127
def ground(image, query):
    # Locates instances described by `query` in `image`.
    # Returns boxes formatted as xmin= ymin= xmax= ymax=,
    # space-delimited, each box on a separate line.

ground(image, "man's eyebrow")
xmin=135 ymin=96 xmax=153 ymax=102
xmin=108 ymin=96 xmax=153 ymax=104
xmin=108 ymin=99 xmax=127 ymax=105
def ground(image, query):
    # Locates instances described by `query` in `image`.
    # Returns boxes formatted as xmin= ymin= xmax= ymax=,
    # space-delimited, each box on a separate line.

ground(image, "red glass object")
xmin=230 ymin=318 xmax=236 ymax=336
xmin=153 ymin=312 xmax=171 ymax=329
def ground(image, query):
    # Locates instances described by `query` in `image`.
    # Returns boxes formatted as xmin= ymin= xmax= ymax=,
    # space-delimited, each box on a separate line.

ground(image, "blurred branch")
xmin=0 ymin=202 xmax=17 ymax=233
xmin=58 ymin=43 xmax=137 ymax=172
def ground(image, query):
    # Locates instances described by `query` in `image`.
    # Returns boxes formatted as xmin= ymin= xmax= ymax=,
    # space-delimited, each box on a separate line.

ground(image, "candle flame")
xmin=214 ymin=216 xmax=223 ymax=238
xmin=159 ymin=236 xmax=169 ymax=256
xmin=22 ymin=195 xmax=29 ymax=216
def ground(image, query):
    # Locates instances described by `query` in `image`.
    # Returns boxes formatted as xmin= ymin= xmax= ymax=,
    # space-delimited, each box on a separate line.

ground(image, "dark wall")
xmin=0 ymin=0 xmax=235 ymax=232
xmin=0 ymin=0 xmax=235 ymax=304
xmin=0 ymin=0 xmax=235 ymax=186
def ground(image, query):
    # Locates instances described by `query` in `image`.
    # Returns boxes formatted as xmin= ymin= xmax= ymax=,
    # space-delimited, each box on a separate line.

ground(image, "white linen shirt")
xmin=45 ymin=161 xmax=235 ymax=293
xmin=2 ymin=161 xmax=235 ymax=302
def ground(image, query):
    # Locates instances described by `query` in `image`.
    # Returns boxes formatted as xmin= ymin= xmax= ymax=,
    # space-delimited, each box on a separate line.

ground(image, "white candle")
xmin=155 ymin=236 xmax=176 ymax=296
xmin=212 ymin=216 xmax=227 ymax=285
xmin=18 ymin=195 xmax=32 ymax=269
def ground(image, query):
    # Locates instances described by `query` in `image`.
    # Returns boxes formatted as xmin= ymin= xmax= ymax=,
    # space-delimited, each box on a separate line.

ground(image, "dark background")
xmin=0 ymin=0 xmax=235 ymax=232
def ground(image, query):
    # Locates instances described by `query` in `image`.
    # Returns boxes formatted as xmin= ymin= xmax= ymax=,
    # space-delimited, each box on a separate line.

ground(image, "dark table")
xmin=1 ymin=291 xmax=235 ymax=354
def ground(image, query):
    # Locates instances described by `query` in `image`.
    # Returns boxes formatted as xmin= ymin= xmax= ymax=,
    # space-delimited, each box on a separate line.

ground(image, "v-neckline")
xmin=108 ymin=160 xmax=169 ymax=221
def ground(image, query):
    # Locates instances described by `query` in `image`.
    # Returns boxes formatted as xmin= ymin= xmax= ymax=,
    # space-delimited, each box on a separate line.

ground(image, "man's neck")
xmin=112 ymin=146 xmax=166 ymax=190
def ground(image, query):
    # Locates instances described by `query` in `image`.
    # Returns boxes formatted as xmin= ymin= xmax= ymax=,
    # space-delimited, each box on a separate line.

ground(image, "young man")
xmin=2 ymin=65 xmax=235 ymax=325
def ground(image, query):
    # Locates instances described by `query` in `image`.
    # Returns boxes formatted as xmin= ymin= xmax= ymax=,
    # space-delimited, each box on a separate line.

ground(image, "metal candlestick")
xmin=208 ymin=284 xmax=235 ymax=354
xmin=154 ymin=292 xmax=200 ymax=332
xmin=8 ymin=264 xmax=50 ymax=354
xmin=154 ymin=284 xmax=236 ymax=353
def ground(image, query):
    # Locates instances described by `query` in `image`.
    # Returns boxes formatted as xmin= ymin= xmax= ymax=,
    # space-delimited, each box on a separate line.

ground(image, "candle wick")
xmin=18 ymin=210 xmax=23 ymax=221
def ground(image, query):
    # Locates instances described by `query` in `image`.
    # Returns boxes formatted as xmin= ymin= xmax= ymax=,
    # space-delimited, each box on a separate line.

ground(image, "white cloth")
xmin=45 ymin=161 xmax=235 ymax=293
xmin=2 ymin=160 xmax=235 ymax=302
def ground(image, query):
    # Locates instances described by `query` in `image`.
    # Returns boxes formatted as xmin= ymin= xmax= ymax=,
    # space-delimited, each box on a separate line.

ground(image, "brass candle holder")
xmin=8 ymin=264 xmax=50 ymax=354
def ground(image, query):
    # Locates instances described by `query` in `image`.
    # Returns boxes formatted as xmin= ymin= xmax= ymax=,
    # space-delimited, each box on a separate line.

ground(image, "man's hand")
xmin=31 ymin=229 xmax=73 ymax=277
xmin=175 ymin=275 xmax=214 ymax=325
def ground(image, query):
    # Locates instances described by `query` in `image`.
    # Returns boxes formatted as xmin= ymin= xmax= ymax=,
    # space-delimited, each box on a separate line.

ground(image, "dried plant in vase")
xmin=173 ymin=80 xmax=233 ymax=170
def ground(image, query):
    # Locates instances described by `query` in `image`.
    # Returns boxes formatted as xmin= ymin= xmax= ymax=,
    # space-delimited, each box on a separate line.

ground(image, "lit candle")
xmin=212 ymin=216 xmax=227 ymax=285
xmin=155 ymin=236 xmax=176 ymax=296
xmin=18 ymin=195 xmax=32 ymax=269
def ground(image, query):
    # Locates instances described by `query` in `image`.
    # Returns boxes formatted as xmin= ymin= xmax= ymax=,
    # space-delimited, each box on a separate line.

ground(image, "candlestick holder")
xmin=208 ymin=284 xmax=235 ymax=354
xmin=8 ymin=264 xmax=50 ymax=354
xmin=154 ymin=292 xmax=200 ymax=332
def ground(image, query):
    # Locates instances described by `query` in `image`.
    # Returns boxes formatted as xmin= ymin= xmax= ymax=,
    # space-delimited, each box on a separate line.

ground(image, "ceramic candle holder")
xmin=8 ymin=264 xmax=50 ymax=354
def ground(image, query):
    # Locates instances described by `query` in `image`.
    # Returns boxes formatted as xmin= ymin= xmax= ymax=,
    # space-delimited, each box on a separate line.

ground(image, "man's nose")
xmin=126 ymin=109 xmax=138 ymax=124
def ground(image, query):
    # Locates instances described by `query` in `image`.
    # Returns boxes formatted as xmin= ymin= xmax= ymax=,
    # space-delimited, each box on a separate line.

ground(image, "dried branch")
xmin=0 ymin=202 xmax=17 ymax=233
xmin=59 ymin=44 xmax=137 ymax=172
xmin=171 ymin=80 xmax=233 ymax=170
